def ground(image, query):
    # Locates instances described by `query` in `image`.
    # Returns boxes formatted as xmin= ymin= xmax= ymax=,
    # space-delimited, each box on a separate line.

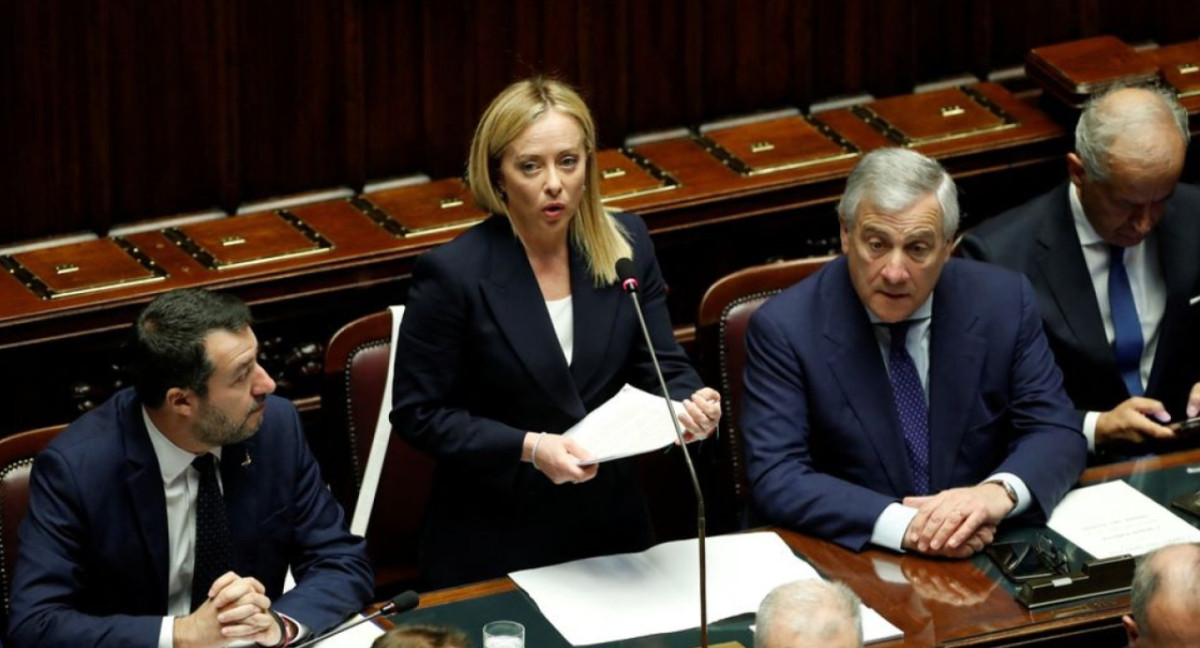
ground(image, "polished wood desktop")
xmin=392 ymin=449 xmax=1200 ymax=647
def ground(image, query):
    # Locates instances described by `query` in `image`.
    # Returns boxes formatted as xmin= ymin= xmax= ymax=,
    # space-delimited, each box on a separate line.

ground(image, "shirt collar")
xmin=1069 ymin=183 xmax=1107 ymax=247
xmin=866 ymin=292 xmax=934 ymax=325
xmin=142 ymin=407 xmax=222 ymax=484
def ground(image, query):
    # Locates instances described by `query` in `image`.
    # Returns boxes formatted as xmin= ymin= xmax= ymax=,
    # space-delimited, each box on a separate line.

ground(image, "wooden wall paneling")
xmin=1 ymin=1 xmax=112 ymax=243
xmin=234 ymin=0 xmax=354 ymax=203
xmin=810 ymin=0 xmax=917 ymax=101
xmin=625 ymin=0 xmax=698 ymax=132
xmin=362 ymin=0 xmax=425 ymax=182
xmin=986 ymin=0 xmax=1089 ymax=71
xmin=914 ymin=0 xmax=976 ymax=85
xmin=104 ymin=1 xmax=231 ymax=228
xmin=1149 ymin=2 xmax=1200 ymax=45
xmin=574 ymin=0 xmax=631 ymax=148
xmin=784 ymin=0 xmax=816 ymax=110
xmin=699 ymin=0 xmax=802 ymax=120
xmin=863 ymin=0 xmax=918 ymax=97
xmin=213 ymin=0 xmax=240 ymax=212
xmin=421 ymin=0 xmax=487 ymax=178
xmin=341 ymin=0 xmax=366 ymax=190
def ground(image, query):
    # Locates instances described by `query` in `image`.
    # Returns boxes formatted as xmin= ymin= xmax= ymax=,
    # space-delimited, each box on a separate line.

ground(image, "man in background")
xmin=960 ymin=84 xmax=1200 ymax=457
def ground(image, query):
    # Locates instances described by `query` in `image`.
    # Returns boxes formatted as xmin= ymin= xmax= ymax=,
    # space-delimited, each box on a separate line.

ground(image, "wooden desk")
xmin=399 ymin=527 xmax=1129 ymax=648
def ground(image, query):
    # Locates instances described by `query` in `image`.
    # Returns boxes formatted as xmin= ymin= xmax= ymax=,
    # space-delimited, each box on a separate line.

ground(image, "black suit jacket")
xmin=389 ymin=212 xmax=702 ymax=588
xmin=960 ymin=183 xmax=1200 ymax=438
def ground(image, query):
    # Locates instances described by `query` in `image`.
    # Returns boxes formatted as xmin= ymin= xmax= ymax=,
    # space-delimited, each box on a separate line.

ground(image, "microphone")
xmin=290 ymin=590 xmax=419 ymax=648
xmin=615 ymin=258 xmax=709 ymax=648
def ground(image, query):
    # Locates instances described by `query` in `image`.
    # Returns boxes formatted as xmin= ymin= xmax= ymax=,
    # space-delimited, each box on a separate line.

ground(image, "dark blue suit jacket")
xmin=741 ymin=256 xmax=1086 ymax=551
xmin=960 ymin=183 xmax=1200 ymax=440
xmin=390 ymin=212 xmax=702 ymax=588
xmin=8 ymin=389 xmax=373 ymax=648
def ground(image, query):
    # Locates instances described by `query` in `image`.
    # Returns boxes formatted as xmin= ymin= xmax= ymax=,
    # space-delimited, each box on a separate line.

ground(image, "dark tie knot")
xmin=888 ymin=321 xmax=914 ymax=351
xmin=1109 ymin=244 xmax=1126 ymax=267
xmin=192 ymin=453 xmax=218 ymax=476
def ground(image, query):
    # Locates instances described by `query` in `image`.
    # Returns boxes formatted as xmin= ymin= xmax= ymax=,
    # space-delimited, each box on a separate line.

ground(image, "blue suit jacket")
xmin=8 ymin=389 xmax=373 ymax=648
xmin=390 ymin=212 xmax=702 ymax=588
xmin=741 ymin=256 xmax=1086 ymax=551
xmin=960 ymin=183 xmax=1200 ymax=440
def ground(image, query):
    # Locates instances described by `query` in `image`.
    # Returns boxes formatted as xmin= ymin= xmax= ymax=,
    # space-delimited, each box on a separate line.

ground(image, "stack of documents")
xmin=563 ymin=384 xmax=684 ymax=464
xmin=510 ymin=532 xmax=902 ymax=645
xmin=1047 ymin=480 xmax=1200 ymax=558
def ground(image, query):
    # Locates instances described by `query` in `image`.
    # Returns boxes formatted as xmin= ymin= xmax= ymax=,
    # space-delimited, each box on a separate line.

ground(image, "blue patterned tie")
xmin=191 ymin=453 xmax=233 ymax=611
xmin=1108 ymin=246 xmax=1144 ymax=397
xmin=888 ymin=321 xmax=931 ymax=495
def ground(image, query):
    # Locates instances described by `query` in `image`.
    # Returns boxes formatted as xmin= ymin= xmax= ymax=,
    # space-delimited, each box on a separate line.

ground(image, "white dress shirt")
xmin=546 ymin=295 xmax=575 ymax=365
xmin=1070 ymin=187 xmax=1167 ymax=451
xmin=863 ymin=297 xmax=1031 ymax=551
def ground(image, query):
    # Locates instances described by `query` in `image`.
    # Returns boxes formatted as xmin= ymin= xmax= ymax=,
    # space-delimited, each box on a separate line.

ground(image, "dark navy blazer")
xmin=741 ymin=256 xmax=1086 ymax=551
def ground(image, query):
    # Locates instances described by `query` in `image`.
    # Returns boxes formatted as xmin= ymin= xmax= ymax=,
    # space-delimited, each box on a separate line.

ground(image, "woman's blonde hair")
xmin=468 ymin=76 xmax=631 ymax=285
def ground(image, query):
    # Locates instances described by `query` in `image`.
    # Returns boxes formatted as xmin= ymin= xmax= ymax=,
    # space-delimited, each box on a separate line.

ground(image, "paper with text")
xmin=564 ymin=383 xmax=683 ymax=464
xmin=1047 ymin=480 xmax=1200 ymax=558
xmin=510 ymin=531 xmax=902 ymax=646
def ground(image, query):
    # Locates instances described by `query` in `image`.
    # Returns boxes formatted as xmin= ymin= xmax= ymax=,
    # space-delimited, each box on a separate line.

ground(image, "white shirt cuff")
xmin=159 ymin=617 xmax=174 ymax=648
xmin=283 ymin=614 xmax=309 ymax=643
xmin=986 ymin=472 xmax=1031 ymax=517
xmin=1083 ymin=411 xmax=1100 ymax=453
xmin=871 ymin=502 xmax=918 ymax=552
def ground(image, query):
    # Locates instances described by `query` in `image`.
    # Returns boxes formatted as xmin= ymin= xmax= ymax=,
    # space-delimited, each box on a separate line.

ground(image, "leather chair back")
xmin=322 ymin=311 xmax=433 ymax=595
xmin=696 ymin=256 xmax=833 ymax=525
xmin=0 ymin=424 xmax=67 ymax=614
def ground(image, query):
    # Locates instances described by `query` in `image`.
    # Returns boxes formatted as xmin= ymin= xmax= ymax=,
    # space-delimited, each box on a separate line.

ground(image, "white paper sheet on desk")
xmin=509 ymin=531 xmax=902 ymax=646
xmin=563 ymin=383 xmax=683 ymax=464
xmin=1047 ymin=480 xmax=1200 ymax=558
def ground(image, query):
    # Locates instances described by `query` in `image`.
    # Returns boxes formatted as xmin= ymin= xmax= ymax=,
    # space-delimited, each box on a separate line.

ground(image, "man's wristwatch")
xmin=983 ymin=479 xmax=1018 ymax=507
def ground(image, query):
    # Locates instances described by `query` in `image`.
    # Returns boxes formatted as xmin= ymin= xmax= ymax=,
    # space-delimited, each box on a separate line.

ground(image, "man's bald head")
xmin=1076 ymin=85 xmax=1189 ymax=183
xmin=755 ymin=580 xmax=863 ymax=648
xmin=1125 ymin=543 xmax=1200 ymax=647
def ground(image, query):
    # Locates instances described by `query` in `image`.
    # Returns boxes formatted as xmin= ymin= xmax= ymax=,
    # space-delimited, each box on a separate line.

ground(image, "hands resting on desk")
xmin=900 ymin=482 xmax=1016 ymax=558
xmin=174 ymin=572 xmax=287 ymax=648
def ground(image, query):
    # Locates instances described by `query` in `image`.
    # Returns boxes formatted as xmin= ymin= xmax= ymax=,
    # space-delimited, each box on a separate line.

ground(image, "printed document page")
xmin=564 ymin=383 xmax=683 ymax=464
xmin=510 ymin=531 xmax=902 ymax=645
xmin=1047 ymin=480 xmax=1200 ymax=558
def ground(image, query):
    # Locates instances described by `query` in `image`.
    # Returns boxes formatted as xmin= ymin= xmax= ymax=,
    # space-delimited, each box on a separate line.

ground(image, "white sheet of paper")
xmin=509 ymin=531 xmax=902 ymax=646
xmin=1047 ymin=480 xmax=1200 ymax=558
xmin=563 ymin=383 xmax=683 ymax=464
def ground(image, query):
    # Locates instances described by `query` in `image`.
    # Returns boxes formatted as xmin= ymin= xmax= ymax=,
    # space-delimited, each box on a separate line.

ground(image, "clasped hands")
xmin=527 ymin=387 xmax=722 ymax=486
xmin=901 ymin=482 xmax=1015 ymax=558
xmin=174 ymin=571 xmax=284 ymax=648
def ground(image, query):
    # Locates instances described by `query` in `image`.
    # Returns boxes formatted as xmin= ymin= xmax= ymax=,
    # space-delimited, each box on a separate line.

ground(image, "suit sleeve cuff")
xmin=160 ymin=617 xmax=174 ymax=648
xmin=1083 ymin=411 xmax=1099 ymax=453
xmin=987 ymin=472 xmax=1031 ymax=517
xmin=871 ymin=502 xmax=918 ymax=552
